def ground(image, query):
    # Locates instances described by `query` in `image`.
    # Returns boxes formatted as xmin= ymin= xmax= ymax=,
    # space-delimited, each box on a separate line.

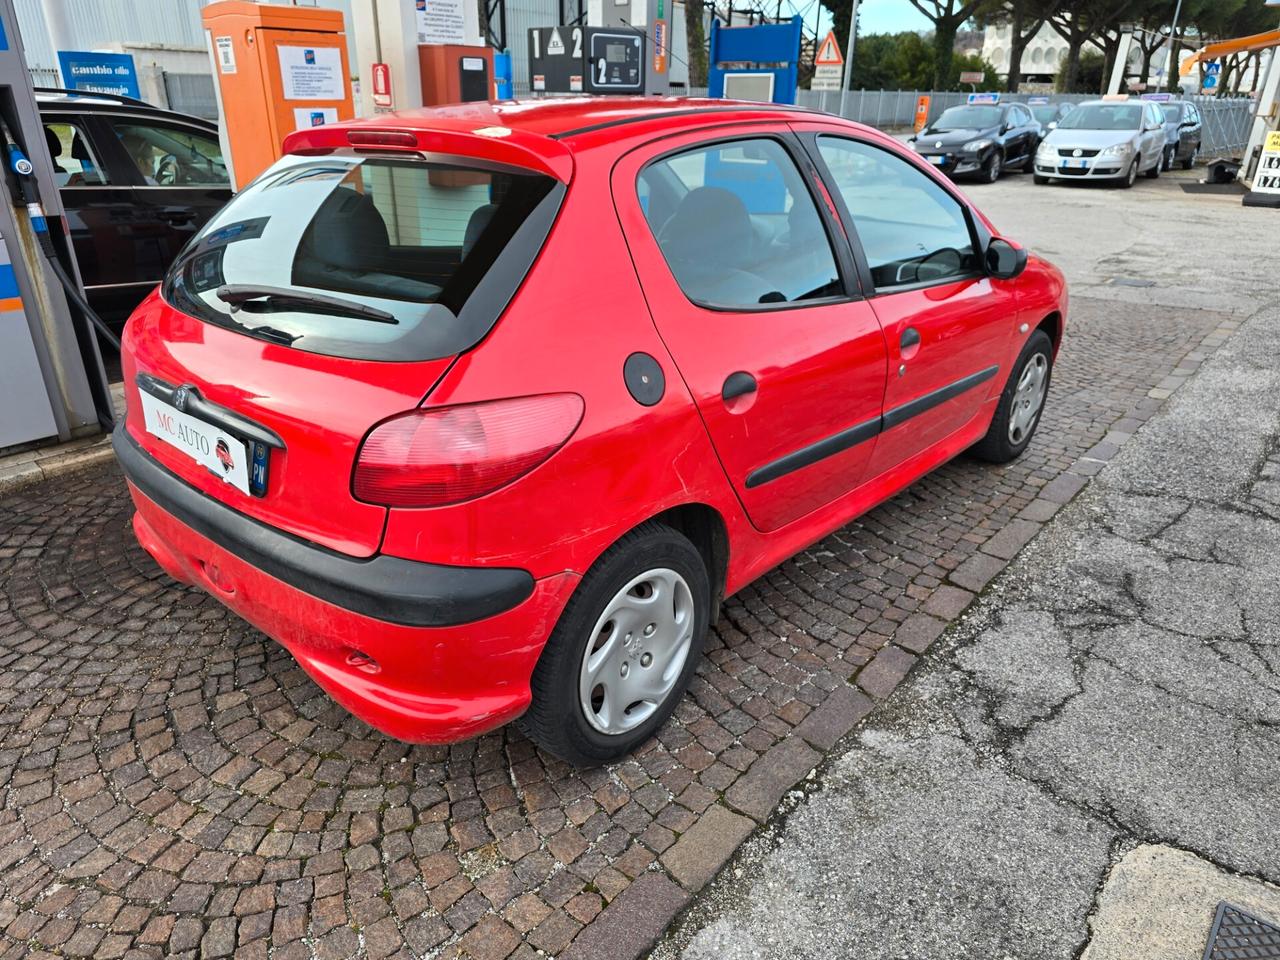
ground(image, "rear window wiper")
xmin=216 ymin=284 xmax=398 ymax=325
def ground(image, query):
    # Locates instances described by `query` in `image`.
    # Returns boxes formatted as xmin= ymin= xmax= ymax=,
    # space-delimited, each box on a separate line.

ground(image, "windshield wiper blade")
xmin=216 ymin=284 xmax=398 ymax=325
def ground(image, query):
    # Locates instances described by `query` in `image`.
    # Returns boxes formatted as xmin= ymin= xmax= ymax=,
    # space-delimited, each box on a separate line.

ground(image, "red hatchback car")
xmin=115 ymin=98 xmax=1066 ymax=765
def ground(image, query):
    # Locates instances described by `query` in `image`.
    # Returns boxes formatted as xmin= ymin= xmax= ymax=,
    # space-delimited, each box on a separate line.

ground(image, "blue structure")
xmin=56 ymin=50 xmax=140 ymax=99
xmin=493 ymin=50 xmax=513 ymax=100
xmin=707 ymin=16 xmax=802 ymax=105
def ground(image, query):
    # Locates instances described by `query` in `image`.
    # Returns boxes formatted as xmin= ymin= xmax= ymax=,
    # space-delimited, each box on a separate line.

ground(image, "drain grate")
xmin=1203 ymin=901 xmax=1280 ymax=960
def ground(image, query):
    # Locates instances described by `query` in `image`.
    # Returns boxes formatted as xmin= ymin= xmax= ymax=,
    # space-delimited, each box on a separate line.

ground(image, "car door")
xmin=1142 ymin=104 xmax=1166 ymax=167
xmin=42 ymin=111 xmax=149 ymax=322
xmin=612 ymin=129 xmax=889 ymax=533
xmin=800 ymin=128 xmax=1018 ymax=479
xmin=100 ymin=114 xmax=233 ymax=282
xmin=1181 ymin=103 xmax=1201 ymax=160
xmin=1006 ymin=104 xmax=1034 ymax=162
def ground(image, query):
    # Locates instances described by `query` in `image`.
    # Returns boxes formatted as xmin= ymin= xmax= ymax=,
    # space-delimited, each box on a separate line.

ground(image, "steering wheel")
xmin=154 ymin=154 xmax=180 ymax=185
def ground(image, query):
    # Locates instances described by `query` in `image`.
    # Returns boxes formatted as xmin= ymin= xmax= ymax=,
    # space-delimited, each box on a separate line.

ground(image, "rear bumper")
xmin=114 ymin=424 xmax=580 ymax=742
xmin=113 ymin=424 xmax=534 ymax=627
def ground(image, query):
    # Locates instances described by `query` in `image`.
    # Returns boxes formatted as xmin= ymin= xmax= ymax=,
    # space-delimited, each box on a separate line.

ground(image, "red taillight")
xmin=353 ymin=394 xmax=584 ymax=508
xmin=346 ymin=130 xmax=419 ymax=149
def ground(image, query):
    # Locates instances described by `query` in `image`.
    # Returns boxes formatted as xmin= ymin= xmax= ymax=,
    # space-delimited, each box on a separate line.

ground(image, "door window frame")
xmin=797 ymin=128 xmax=992 ymax=298
xmin=633 ymin=130 xmax=866 ymax=313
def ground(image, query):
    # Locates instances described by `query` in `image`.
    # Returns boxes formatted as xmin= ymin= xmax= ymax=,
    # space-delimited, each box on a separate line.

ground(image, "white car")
xmin=1033 ymin=99 xmax=1167 ymax=188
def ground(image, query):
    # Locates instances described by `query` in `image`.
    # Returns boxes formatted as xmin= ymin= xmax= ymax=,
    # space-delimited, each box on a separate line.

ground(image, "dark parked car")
xmin=1154 ymin=99 xmax=1203 ymax=170
xmin=37 ymin=89 xmax=232 ymax=329
xmin=1029 ymin=101 xmax=1074 ymax=138
xmin=909 ymin=100 xmax=1042 ymax=182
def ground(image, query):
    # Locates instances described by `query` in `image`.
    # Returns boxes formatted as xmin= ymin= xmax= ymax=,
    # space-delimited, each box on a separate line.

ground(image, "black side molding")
xmin=881 ymin=365 xmax=999 ymax=431
xmin=113 ymin=425 xmax=535 ymax=627
xmin=746 ymin=365 xmax=1000 ymax=488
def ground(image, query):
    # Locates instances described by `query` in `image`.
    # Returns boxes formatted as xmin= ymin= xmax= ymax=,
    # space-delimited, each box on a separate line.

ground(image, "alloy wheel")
xmin=578 ymin=568 xmax=695 ymax=735
xmin=1008 ymin=353 xmax=1049 ymax=446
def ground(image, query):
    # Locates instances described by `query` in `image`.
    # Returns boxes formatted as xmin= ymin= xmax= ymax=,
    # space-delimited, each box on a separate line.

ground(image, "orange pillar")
xmin=201 ymin=1 xmax=355 ymax=189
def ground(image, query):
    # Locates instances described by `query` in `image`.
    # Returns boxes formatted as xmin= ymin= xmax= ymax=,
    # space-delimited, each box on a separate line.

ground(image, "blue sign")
xmin=304 ymin=49 xmax=316 ymax=65
xmin=57 ymin=51 xmax=140 ymax=99
xmin=1205 ymin=61 xmax=1221 ymax=76
xmin=1028 ymin=96 xmax=1049 ymax=105
xmin=1203 ymin=75 xmax=1217 ymax=89
xmin=967 ymin=92 xmax=1000 ymax=104
xmin=707 ymin=16 xmax=802 ymax=105
xmin=1141 ymin=92 xmax=1172 ymax=102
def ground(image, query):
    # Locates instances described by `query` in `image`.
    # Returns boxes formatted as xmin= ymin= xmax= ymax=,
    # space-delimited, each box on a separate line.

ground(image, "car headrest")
xmin=658 ymin=186 xmax=753 ymax=268
xmin=44 ymin=126 xmax=61 ymax=159
xmin=299 ymin=186 xmax=390 ymax=272
xmin=462 ymin=203 xmax=496 ymax=259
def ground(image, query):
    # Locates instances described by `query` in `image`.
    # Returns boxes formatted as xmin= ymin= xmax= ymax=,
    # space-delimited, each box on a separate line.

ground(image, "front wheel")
xmin=982 ymin=152 xmax=1003 ymax=183
xmin=1163 ymin=145 xmax=1176 ymax=172
xmin=1182 ymin=144 xmax=1199 ymax=170
xmin=970 ymin=329 xmax=1054 ymax=464
xmin=1119 ymin=158 xmax=1139 ymax=188
xmin=1145 ymin=154 xmax=1161 ymax=179
xmin=520 ymin=522 xmax=710 ymax=766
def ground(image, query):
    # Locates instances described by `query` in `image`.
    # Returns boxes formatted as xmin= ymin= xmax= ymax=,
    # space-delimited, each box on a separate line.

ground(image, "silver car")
xmin=1033 ymin=99 xmax=1167 ymax=187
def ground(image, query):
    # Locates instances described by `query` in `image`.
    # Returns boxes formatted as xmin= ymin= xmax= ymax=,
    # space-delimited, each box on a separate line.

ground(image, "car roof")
xmin=330 ymin=96 xmax=821 ymax=143
xmin=35 ymin=88 xmax=217 ymax=129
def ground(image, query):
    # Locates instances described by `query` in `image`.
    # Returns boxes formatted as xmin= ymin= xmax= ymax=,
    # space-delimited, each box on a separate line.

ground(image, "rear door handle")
xmin=722 ymin=371 xmax=757 ymax=402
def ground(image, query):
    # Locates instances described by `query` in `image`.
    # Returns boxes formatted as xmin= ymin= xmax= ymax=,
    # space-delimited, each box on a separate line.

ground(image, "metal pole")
xmin=40 ymin=0 xmax=75 ymax=85
xmin=837 ymin=0 xmax=859 ymax=118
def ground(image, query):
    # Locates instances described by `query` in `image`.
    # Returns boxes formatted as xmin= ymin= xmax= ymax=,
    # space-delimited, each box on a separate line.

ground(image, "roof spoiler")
xmin=282 ymin=123 xmax=574 ymax=183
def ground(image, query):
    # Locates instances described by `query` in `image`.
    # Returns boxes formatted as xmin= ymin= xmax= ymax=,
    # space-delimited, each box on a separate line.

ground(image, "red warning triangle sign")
xmin=815 ymin=30 xmax=844 ymax=66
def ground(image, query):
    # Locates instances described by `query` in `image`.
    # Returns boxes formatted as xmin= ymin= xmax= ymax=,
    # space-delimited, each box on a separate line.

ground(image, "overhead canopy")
xmin=1181 ymin=28 xmax=1280 ymax=76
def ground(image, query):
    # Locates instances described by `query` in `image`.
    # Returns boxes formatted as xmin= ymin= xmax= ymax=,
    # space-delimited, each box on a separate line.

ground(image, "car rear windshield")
xmin=164 ymin=153 xmax=561 ymax=361
xmin=1161 ymin=103 xmax=1184 ymax=122
xmin=1058 ymin=104 xmax=1141 ymax=131
xmin=932 ymin=106 xmax=1001 ymax=130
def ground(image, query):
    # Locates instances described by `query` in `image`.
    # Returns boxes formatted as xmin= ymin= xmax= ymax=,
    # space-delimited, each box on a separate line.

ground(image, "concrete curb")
xmin=0 ymin=434 xmax=114 ymax=498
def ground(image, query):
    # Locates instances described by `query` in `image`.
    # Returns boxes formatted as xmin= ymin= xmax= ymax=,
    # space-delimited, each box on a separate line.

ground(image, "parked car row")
xmin=910 ymin=95 xmax=1203 ymax=189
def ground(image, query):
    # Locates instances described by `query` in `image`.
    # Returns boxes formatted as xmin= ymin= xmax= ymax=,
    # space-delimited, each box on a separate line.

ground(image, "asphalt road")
xmin=650 ymin=168 xmax=1280 ymax=960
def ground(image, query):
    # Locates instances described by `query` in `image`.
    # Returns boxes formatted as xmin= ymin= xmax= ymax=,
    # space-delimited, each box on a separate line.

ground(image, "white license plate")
xmin=1061 ymin=158 xmax=1089 ymax=169
xmin=928 ymin=155 xmax=947 ymax=165
xmin=139 ymin=391 xmax=252 ymax=496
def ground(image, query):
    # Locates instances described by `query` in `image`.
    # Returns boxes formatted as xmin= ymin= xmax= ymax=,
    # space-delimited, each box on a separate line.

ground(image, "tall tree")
xmin=1047 ymin=0 xmax=1141 ymax=94
xmin=905 ymin=0 xmax=1001 ymax=89
xmin=684 ymin=0 xmax=708 ymax=87
xmin=983 ymin=0 xmax=1056 ymax=92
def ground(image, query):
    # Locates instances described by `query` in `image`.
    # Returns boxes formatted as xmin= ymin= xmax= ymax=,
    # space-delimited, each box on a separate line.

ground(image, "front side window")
xmin=110 ymin=120 xmax=229 ymax=186
xmin=43 ymin=120 xmax=107 ymax=187
xmin=817 ymin=136 xmax=979 ymax=291
xmin=164 ymin=153 xmax=559 ymax=360
xmin=638 ymin=138 xmax=841 ymax=309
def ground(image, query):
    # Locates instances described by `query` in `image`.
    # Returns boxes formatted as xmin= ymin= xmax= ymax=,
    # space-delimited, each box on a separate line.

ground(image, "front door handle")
xmin=900 ymin=327 xmax=921 ymax=351
xmin=722 ymin=371 xmax=757 ymax=402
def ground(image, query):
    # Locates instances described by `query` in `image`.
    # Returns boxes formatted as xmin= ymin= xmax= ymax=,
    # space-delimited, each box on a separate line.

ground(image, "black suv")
xmin=909 ymin=100 xmax=1042 ymax=183
xmin=38 ymin=89 xmax=233 ymax=327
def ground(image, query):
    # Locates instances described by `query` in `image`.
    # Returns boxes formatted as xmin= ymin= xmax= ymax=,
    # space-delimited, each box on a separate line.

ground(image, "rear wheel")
xmin=520 ymin=522 xmax=710 ymax=766
xmin=971 ymin=330 xmax=1054 ymax=464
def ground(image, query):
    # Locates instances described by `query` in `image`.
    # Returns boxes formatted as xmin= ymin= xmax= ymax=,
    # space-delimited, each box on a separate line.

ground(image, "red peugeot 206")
xmin=116 ymin=98 xmax=1066 ymax=765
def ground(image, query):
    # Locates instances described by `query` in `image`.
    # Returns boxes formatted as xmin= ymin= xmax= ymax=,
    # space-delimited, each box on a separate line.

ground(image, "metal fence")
xmin=162 ymin=71 xmax=219 ymax=121
xmin=682 ymin=87 xmax=1255 ymax=156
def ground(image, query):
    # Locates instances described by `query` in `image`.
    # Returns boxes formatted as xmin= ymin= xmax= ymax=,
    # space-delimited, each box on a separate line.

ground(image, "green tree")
xmin=981 ymin=0 xmax=1056 ymax=92
xmin=1055 ymin=48 xmax=1105 ymax=92
xmin=906 ymin=0 xmax=1003 ymax=89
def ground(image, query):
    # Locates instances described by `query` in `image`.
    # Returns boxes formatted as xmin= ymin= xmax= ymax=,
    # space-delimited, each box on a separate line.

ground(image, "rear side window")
xmin=638 ymin=138 xmax=841 ymax=309
xmin=817 ymin=136 xmax=978 ymax=291
xmin=110 ymin=120 xmax=229 ymax=186
xmin=43 ymin=120 xmax=107 ymax=186
xmin=164 ymin=154 xmax=561 ymax=361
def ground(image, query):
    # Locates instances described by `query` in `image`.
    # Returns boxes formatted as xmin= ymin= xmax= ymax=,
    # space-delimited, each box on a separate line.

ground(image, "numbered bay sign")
xmin=527 ymin=26 xmax=585 ymax=93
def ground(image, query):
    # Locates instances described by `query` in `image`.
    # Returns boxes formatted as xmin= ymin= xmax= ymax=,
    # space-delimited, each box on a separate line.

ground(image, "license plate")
xmin=1061 ymin=158 xmax=1089 ymax=169
xmin=928 ymin=155 xmax=947 ymax=165
xmin=139 ymin=391 xmax=253 ymax=496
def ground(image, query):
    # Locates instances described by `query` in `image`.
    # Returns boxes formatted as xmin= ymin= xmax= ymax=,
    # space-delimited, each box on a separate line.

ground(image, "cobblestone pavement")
xmin=0 ymin=177 xmax=1248 ymax=960
xmin=651 ymin=295 xmax=1280 ymax=960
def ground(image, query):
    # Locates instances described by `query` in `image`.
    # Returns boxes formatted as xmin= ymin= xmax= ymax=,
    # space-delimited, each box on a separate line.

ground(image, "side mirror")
xmin=1048 ymin=120 xmax=1058 ymax=130
xmin=986 ymin=237 xmax=1027 ymax=280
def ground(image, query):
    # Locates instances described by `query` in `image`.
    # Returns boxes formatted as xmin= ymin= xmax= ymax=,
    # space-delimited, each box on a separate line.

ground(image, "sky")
xmin=811 ymin=0 xmax=933 ymax=49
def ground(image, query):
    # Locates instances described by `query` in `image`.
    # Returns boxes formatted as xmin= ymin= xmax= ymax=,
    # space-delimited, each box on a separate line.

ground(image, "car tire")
xmin=1182 ymin=144 xmax=1199 ymax=170
xmin=1033 ymin=174 xmax=1050 ymax=185
xmin=1119 ymin=158 xmax=1139 ymax=188
xmin=520 ymin=521 xmax=711 ymax=766
xmin=970 ymin=329 xmax=1054 ymax=464
xmin=1163 ymin=145 xmax=1175 ymax=172
xmin=1146 ymin=154 xmax=1161 ymax=179
xmin=982 ymin=152 xmax=1003 ymax=183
